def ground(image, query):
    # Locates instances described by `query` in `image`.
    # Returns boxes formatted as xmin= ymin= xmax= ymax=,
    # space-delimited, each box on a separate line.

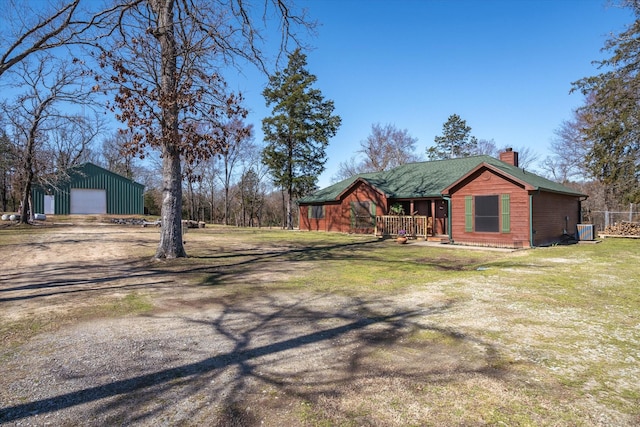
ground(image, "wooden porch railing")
xmin=375 ymin=215 xmax=432 ymax=238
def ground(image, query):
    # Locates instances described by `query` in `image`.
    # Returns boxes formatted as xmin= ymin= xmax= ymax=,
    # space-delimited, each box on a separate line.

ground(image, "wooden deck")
xmin=375 ymin=215 xmax=432 ymax=238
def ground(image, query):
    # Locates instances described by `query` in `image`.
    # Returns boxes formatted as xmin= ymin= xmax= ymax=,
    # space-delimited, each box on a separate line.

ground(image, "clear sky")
xmin=229 ymin=0 xmax=634 ymax=189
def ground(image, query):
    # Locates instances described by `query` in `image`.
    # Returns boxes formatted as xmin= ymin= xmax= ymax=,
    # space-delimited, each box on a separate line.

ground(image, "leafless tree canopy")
xmin=334 ymin=123 xmax=420 ymax=182
xmin=2 ymin=52 xmax=103 ymax=223
xmin=0 ymin=0 xmax=123 ymax=78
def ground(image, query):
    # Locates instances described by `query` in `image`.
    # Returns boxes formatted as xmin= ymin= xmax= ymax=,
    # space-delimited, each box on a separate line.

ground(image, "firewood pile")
xmin=603 ymin=221 xmax=640 ymax=236
xmin=182 ymin=219 xmax=206 ymax=229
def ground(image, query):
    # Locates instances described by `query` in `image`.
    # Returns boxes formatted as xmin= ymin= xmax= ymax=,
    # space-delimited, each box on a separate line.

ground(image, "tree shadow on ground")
xmin=0 ymin=294 xmax=521 ymax=425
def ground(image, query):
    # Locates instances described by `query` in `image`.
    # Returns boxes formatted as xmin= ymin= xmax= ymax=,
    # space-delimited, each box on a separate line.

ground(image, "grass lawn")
xmin=0 ymin=225 xmax=639 ymax=426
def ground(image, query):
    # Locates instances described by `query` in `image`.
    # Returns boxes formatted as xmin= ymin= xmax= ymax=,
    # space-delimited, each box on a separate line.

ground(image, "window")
xmin=464 ymin=194 xmax=511 ymax=233
xmin=475 ymin=195 xmax=499 ymax=232
xmin=351 ymin=201 xmax=375 ymax=228
xmin=309 ymin=205 xmax=324 ymax=219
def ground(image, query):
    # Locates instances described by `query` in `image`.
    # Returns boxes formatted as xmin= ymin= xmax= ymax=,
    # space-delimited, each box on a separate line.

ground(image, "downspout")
xmin=443 ymin=195 xmax=453 ymax=242
xmin=579 ymin=195 xmax=589 ymax=223
xmin=529 ymin=194 xmax=534 ymax=248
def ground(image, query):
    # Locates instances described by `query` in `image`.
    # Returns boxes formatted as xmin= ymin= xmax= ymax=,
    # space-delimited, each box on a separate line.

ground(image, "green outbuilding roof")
xmin=299 ymin=155 xmax=585 ymax=204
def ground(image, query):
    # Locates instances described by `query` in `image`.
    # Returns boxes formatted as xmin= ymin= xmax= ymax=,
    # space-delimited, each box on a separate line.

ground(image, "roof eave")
xmin=336 ymin=177 xmax=389 ymax=200
xmin=441 ymin=162 xmax=535 ymax=195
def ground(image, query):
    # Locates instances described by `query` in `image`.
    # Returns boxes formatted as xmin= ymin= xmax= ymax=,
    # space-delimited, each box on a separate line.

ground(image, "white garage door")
xmin=70 ymin=189 xmax=107 ymax=214
xmin=44 ymin=195 xmax=55 ymax=215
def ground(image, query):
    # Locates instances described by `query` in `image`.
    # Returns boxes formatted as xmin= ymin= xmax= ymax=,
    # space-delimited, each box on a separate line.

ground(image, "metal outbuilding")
xmin=31 ymin=163 xmax=145 ymax=215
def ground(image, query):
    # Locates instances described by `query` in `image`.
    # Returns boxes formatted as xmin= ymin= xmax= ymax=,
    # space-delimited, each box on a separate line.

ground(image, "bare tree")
xmin=359 ymin=123 xmax=419 ymax=171
xmin=333 ymin=156 xmax=362 ymax=182
xmin=198 ymin=157 xmax=221 ymax=223
xmin=2 ymin=53 xmax=99 ymax=223
xmin=541 ymin=113 xmax=591 ymax=183
xmin=99 ymin=129 xmax=141 ymax=179
xmin=0 ymin=128 xmax=18 ymax=212
xmin=237 ymin=141 xmax=270 ymax=226
xmin=217 ymin=119 xmax=254 ymax=225
xmin=334 ymin=123 xmax=419 ymax=181
xmin=94 ymin=0 xmax=310 ymax=258
xmin=470 ymin=139 xmax=539 ymax=170
xmin=45 ymin=112 xmax=104 ymax=170
xmin=504 ymin=145 xmax=539 ymax=170
xmin=0 ymin=0 xmax=116 ymax=78
xmin=470 ymin=138 xmax=498 ymax=157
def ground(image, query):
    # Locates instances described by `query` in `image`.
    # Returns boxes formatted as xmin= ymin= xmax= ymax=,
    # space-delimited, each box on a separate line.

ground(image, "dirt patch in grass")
xmin=0 ymin=225 xmax=638 ymax=426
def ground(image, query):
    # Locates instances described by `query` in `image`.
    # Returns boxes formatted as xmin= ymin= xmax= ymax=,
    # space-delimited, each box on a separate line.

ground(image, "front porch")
xmin=375 ymin=215 xmax=449 ymax=241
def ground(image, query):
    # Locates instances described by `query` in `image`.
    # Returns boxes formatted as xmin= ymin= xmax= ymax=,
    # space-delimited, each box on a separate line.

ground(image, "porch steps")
xmin=427 ymin=235 xmax=450 ymax=243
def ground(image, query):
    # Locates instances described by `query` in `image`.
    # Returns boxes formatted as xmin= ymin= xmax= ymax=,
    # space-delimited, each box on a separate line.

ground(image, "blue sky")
xmin=229 ymin=0 xmax=633 ymax=189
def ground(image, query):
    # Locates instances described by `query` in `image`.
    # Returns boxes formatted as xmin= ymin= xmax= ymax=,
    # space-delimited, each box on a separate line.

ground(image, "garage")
xmin=70 ymin=189 xmax=107 ymax=214
xmin=31 ymin=163 xmax=145 ymax=215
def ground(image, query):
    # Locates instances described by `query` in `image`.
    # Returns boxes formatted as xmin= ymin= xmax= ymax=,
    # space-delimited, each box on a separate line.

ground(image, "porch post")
xmin=430 ymin=199 xmax=436 ymax=236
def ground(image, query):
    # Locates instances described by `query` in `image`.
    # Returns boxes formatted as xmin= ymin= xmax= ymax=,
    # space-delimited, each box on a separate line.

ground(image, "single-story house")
xmin=31 ymin=163 xmax=145 ymax=215
xmin=298 ymin=149 xmax=587 ymax=248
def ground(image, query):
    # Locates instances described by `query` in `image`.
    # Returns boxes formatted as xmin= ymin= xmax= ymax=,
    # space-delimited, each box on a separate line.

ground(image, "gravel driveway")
xmin=0 ymin=226 xmax=455 ymax=426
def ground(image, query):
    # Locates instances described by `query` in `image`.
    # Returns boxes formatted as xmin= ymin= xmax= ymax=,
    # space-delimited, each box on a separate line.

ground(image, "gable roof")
xmin=299 ymin=155 xmax=585 ymax=204
xmin=69 ymin=163 xmax=145 ymax=188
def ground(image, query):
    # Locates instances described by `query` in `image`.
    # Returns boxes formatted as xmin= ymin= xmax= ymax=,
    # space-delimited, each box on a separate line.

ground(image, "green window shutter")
xmin=501 ymin=194 xmax=510 ymax=233
xmin=465 ymin=196 xmax=473 ymax=232
xmin=370 ymin=201 xmax=376 ymax=226
xmin=308 ymin=205 xmax=312 ymax=219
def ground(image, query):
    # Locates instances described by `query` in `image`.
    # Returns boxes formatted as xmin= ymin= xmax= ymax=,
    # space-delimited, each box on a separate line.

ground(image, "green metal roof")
xmin=299 ymin=155 xmax=585 ymax=204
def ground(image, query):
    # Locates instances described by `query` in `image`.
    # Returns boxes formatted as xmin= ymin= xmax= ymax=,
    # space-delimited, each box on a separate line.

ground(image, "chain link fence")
xmin=584 ymin=204 xmax=639 ymax=231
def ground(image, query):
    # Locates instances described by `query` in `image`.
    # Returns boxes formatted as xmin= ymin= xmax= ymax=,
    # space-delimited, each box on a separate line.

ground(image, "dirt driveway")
xmin=0 ymin=225 xmax=635 ymax=426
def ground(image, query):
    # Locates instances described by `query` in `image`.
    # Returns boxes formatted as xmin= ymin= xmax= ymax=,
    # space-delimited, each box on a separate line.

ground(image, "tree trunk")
xmin=224 ymin=184 xmax=230 ymax=225
xmin=286 ymin=186 xmax=293 ymax=230
xmin=153 ymin=0 xmax=186 ymax=258
xmin=1 ymin=170 xmax=7 ymax=212
xmin=156 ymin=145 xmax=186 ymax=258
xmin=18 ymin=110 xmax=41 ymax=224
xmin=280 ymin=188 xmax=286 ymax=229
xmin=18 ymin=179 xmax=32 ymax=223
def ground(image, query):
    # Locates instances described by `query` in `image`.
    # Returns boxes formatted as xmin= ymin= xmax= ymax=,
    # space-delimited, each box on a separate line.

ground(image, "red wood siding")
xmin=299 ymin=202 xmax=342 ymax=232
xmin=299 ymin=181 xmax=388 ymax=233
xmin=531 ymin=191 xmax=581 ymax=246
xmin=341 ymin=182 xmax=387 ymax=233
xmin=449 ymin=169 xmax=531 ymax=248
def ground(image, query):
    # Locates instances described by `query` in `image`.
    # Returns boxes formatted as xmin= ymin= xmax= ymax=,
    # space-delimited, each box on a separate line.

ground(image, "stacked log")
xmin=181 ymin=220 xmax=205 ymax=229
xmin=603 ymin=221 xmax=640 ymax=236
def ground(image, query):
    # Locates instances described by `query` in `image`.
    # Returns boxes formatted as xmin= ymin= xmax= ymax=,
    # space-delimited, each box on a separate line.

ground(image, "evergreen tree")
xmin=262 ymin=48 xmax=341 ymax=229
xmin=427 ymin=114 xmax=478 ymax=160
xmin=572 ymin=1 xmax=640 ymax=207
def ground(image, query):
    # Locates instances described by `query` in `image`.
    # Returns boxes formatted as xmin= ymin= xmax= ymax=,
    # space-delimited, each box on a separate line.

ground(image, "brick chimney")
xmin=499 ymin=148 xmax=519 ymax=167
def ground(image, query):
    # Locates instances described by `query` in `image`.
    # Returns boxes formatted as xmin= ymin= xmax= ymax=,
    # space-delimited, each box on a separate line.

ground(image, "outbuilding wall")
xmin=31 ymin=164 xmax=144 ymax=215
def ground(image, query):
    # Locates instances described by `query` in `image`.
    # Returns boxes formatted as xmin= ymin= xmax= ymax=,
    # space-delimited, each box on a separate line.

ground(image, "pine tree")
xmin=572 ymin=2 xmax=640 ymax=207
xmin=427 ymin=114 xmax=478 ymax=160
xmin=262 ymin=49 xmax=341 ymax=229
